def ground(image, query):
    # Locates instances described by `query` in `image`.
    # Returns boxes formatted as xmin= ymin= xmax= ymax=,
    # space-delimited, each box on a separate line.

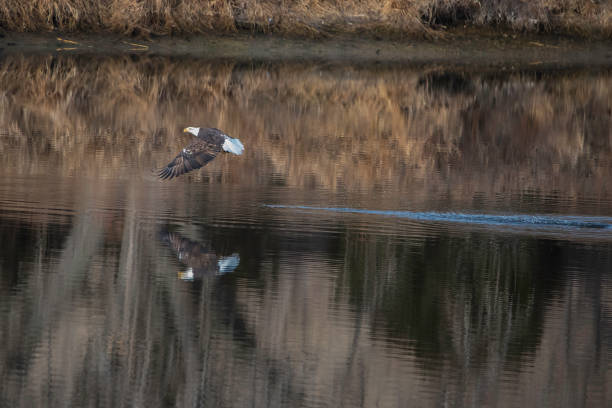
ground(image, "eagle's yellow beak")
xmin=183 ymin=128 xmax=188 ymax=133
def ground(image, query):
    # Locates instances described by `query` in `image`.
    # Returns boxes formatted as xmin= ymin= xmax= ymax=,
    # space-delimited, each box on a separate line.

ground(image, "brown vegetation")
xmin=0 ymin=0 xmax=611 ymax=38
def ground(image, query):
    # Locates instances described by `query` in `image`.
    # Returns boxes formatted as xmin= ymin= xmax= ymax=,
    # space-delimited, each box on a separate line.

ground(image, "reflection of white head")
xmin=178 ymin=267 xmax=195 ymax=281
xmin=183 ymin=127 xmax=200 ymax=136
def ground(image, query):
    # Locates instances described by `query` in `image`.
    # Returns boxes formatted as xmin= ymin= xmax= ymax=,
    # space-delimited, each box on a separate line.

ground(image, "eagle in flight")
xmin=158 ymin=127 xmax=244 ymax=180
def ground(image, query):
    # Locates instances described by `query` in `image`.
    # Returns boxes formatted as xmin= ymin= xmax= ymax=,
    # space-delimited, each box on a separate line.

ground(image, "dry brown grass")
xmin=0 ymin=0 xmax=611 ymax=37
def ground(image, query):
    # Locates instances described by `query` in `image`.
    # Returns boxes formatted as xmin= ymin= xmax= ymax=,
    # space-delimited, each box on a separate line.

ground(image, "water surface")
xmin=0 ymin=53 xmax=611 ymax=407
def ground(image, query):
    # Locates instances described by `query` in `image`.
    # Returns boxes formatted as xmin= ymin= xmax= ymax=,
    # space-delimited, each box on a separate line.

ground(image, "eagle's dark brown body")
xmin=158 ymin=127 xmax=243 ymax=180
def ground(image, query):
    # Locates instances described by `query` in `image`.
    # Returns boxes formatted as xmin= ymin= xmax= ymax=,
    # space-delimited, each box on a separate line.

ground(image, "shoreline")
xmin=1 ymin=32 xmax=612 ymax=68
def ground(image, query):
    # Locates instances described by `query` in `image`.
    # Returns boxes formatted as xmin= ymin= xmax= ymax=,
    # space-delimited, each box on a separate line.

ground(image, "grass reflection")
xmin=0 ymin=55 xmax=610 ymax=212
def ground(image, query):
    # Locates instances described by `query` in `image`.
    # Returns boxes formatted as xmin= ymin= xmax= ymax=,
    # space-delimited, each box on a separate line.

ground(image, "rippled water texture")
xmin=0 ymin=54 xmax=611 ymax=407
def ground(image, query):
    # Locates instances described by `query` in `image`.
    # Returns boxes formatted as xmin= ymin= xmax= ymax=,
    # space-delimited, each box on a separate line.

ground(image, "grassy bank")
xmin=0 ymin=0 xmax=611 ymax=38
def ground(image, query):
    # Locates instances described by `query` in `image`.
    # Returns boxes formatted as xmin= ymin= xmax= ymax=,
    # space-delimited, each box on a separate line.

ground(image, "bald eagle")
xmin=160 ymin=229 xmax=240 ymax=280
xmin=158 ymin=127 xmax=244 ymax=180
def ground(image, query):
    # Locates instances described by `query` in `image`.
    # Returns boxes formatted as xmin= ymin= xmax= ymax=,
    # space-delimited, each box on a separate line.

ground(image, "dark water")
xmin=0 ymin=53 xmax=611 ymax=407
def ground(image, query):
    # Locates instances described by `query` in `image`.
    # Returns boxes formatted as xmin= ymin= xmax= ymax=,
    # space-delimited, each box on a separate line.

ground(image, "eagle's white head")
xmin=183 ymin=127 xmax=200 ymax=136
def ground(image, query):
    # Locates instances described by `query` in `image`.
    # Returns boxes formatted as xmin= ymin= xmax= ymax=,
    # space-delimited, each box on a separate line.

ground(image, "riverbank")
xmin=2 ymin=32 xmax=612 ymax=69
xmin=0 ymin=0 xmax=611 ymax=39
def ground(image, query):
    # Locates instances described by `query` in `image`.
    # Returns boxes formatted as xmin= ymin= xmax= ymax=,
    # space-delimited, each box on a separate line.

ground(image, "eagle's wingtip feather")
xmin=158 ymin=167 xmax=172 ymax=180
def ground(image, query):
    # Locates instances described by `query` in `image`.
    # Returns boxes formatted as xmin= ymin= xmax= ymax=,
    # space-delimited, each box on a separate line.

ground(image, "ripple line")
xmin=264 ymin=204 xmax=612 ymax=230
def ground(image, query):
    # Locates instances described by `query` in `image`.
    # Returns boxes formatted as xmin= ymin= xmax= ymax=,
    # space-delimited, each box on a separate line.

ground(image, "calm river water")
xmin=0 ymin=51 xmax=611 ymax=407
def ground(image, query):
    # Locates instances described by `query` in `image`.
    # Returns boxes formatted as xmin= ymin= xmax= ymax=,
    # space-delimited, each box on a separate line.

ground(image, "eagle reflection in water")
xmin=159 ymin=228 xmax=240 ymax=281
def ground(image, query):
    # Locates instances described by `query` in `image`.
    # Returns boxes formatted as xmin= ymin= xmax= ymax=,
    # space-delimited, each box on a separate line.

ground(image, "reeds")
xmin=0 ymin=0 xmax=611 ymax=37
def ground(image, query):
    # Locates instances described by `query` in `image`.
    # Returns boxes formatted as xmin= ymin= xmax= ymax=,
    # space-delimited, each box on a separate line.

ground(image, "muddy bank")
xmin=2 ymin=33 xmax=612 ymax=69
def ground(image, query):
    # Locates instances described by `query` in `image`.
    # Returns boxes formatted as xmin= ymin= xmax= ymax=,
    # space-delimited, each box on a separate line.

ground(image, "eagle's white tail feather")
xmin=222 ymin=137 xmax=244 ymax=155
xmin=217 ymin=254 xmax=240 ymax=274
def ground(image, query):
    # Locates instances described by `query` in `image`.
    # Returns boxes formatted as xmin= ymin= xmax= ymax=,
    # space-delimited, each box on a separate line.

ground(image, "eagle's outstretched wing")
xmin=158 ymin=138 xmax=222 ymax=180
